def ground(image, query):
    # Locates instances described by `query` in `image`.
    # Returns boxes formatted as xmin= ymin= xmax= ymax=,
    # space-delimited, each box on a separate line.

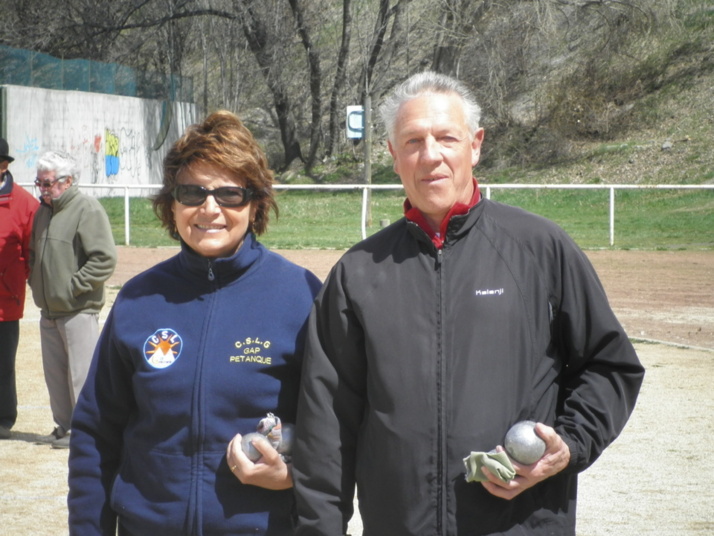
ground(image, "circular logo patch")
xmin=143 ymin=328 xmax=183 ymax=369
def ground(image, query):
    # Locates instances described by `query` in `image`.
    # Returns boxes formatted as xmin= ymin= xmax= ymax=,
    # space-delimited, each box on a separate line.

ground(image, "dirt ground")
xmin=1 ymin=247 xmax=712 ymax=535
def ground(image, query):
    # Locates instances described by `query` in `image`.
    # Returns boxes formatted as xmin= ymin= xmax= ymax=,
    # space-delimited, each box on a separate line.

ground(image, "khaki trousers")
xmin=40 ymin=313 xmax=99 ymax=433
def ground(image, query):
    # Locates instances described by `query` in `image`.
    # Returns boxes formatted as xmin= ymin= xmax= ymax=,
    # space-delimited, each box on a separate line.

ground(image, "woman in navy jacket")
xmin=68 ymin=111 xmax=322 ymax=535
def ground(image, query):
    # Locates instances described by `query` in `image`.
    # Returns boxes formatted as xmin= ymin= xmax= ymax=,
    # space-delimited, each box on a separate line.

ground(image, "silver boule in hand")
xmin=504 ymin=420 xmax=546 ymax=464
xmin=242 ymin=413 xmax=294 ymax=462
xmin=241 ymin=432 xmax=271 ymax=462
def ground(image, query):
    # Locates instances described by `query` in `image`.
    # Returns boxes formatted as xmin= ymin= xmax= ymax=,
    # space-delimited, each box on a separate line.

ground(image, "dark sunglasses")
xmin=172 ymin=184 xmax=253 ymax=208
xmin=34 ymin=175 xmax=68 ymax=188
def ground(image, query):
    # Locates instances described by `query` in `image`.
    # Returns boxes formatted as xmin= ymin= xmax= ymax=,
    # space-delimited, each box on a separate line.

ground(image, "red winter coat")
xmin=0 ymin=172 xmax=39 ymax=321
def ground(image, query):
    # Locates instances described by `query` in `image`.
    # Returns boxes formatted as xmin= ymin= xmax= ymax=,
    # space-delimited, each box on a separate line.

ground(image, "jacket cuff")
xmin=558 ymin=429 xmax=585 ymax=474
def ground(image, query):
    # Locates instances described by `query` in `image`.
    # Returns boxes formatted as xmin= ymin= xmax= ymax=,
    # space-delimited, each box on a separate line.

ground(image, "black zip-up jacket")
xmin=294 ymin=198 xmax=644 ymax=535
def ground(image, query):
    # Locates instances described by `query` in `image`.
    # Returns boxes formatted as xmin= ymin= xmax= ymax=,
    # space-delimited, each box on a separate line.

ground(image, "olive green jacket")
xmin=29 ymin=185 xmax=117 ymax=319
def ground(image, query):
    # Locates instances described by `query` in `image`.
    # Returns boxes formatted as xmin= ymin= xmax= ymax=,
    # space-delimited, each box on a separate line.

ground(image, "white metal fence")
xmin=19 ymin=182 xmax=714 ymax=247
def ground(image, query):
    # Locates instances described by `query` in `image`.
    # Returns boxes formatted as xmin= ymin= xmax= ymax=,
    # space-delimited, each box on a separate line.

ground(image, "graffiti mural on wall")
xmin=91 ymin=135 xmax=102 ymax=184
xmin=4 ymin=85 xmax=197 ymax=193
xmin=66 ymin=123 xmax=103 ymax=184
xmin=101 ymin=127 xmax=145 ymax=183
xmin=105 ymin=129 xmax=120 ymax=178
xmin=118 ymin=127 xmax=145 ymax=180
xmin=18 ymin=135 xmax=40 ymax=170
xmin=12 ymin=128 xmax=143 ymax=185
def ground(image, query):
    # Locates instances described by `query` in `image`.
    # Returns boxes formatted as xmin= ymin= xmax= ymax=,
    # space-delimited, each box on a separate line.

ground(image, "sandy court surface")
xmin=108 ymin=247 xmax=714 ymax=349
xmin=1 ymin=247 xmax=712 ymax=535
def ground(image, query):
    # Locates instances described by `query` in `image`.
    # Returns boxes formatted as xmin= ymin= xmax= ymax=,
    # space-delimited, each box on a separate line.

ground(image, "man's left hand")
xmin=480 ymin=423 xmax=570 ymax=500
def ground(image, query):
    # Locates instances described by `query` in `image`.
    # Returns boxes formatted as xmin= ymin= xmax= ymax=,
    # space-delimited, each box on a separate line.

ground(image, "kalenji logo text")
xmin=474 ymin=288 xmax=504 ymax=296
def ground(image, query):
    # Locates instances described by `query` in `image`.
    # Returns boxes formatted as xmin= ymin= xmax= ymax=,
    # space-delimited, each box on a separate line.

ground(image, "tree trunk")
xmin=359 ymin=0 xmax=391 ymax=104
xmin=288 ymin=0 xmax=322 ymax=171
xmin=326 ymin=0 xmax=353 ymax=157
xmin=431 ymin=0 xmax=493 ymax=77
xmin=237 ymin=1 xmax=303 ymax=169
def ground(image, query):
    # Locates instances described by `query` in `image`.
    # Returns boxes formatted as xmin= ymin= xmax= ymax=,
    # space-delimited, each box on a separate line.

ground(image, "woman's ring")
xmin=230 ymin=464 xmax=237 ymax=472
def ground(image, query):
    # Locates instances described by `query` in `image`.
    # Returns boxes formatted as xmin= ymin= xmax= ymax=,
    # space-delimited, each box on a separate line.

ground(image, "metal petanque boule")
xmin=504 ymin=420 xmax=546 ymax=465
xmin=241 ymin=432 xmax=271 ymax=462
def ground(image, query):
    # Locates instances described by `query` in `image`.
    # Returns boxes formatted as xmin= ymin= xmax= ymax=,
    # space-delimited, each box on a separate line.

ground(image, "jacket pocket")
xmin=110 ymin=448 xmax=191 ymax=534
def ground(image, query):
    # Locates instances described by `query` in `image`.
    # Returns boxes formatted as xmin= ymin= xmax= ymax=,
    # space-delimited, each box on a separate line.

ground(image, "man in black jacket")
xmin=293 ymin=71 xmax=644 ymax=535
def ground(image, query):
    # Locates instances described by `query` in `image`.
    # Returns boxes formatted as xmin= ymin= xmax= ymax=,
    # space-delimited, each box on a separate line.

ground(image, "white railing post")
xmin=361 ymin=186 xmax=369 ymax=240
xmin=124 ymin=186 xmax=131 ymax=246
xmin=609 ymin=187 xmax=615 ymax=247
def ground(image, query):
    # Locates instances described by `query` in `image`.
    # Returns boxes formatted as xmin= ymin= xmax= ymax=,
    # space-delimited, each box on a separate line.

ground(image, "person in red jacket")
xmin=0 ymin=137 xmax=39 ymax=439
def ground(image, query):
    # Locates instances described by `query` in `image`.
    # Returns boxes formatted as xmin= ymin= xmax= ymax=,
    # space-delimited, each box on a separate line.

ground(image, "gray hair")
xmin=379 ymin=71 xmax=482 ymax=142
xmin=36 ymin=150 xmax=80 ymax=182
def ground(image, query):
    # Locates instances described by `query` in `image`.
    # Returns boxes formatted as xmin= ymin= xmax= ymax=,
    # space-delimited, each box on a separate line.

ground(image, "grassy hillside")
xmin=289 ymin=3 xmax=714 ymax=188
xmin=494 ymin=55 xmax=714 ymax=187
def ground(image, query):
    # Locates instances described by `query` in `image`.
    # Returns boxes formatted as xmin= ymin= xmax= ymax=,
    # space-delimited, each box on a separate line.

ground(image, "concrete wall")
xmin=1 ymin=84 xmax=197 ymax=196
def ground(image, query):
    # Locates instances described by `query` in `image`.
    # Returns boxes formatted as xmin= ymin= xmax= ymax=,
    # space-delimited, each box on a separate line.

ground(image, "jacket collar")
xmin=0 ymin=170 xmax=13 ymax=200
xmin=42 ymin=183 xmax=80 ymax=211
xmin=404 ymin=178 xmax=482 ymax=249
xmin=177 ymin=231 xmax=262 ymax=284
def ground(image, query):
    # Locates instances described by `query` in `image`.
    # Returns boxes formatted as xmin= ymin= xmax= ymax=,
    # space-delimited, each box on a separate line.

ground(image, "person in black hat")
xmin=0 ymin=137 xmax=39 ymax=439
xmin=0 ymin=138 xmax=15 ymax=164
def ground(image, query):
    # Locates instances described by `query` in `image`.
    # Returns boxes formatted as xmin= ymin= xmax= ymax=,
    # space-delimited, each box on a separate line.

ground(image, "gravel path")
xmin=0 ymin=248 xmax=711 ymax=535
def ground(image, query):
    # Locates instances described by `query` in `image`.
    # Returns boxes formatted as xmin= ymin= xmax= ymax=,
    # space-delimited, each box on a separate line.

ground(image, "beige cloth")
xmin=463 ymin=450 xmax=516 ymax=483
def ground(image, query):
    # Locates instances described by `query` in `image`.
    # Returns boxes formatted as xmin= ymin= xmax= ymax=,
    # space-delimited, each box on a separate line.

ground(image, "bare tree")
xmin=325 ymin=0 xmax=353 ymax=157
xmin=431 ymin=0 xmax=493 ymax=77
xmin=357 ymin=0 xmax=394 ymax=103
xmin=234 ymin=0 xmax=303 ymax=168
xmin=287 ymin=0 xmax=322 ymax=170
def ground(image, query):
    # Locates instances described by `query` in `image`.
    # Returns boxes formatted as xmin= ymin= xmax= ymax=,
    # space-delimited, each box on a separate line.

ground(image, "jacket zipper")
xmin=189 ymin=267 xmax=218 ymax=534
xmin=39 ymin=209 xmax=53 ymax=313
xmin=436 ymin=247 xmax=446 ymax=534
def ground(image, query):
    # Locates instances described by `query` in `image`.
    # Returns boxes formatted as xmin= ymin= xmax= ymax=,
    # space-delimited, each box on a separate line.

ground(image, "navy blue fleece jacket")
xmin=68 ymin=234 xmax=321 ymax=535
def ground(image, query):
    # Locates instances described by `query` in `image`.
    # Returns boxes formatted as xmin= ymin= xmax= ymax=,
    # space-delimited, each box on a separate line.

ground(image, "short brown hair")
xmin=153 ymin=110 xmax=278 ymax=239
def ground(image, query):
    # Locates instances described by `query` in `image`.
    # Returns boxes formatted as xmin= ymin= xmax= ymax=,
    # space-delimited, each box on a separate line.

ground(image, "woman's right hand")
xmin=226 ymin=433 xmax=293 ymax=490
